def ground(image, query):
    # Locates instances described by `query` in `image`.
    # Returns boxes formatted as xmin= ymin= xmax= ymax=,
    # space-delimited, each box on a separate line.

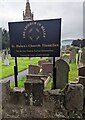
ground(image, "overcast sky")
xmin=0 ymin=0 xmax=84 ymax=40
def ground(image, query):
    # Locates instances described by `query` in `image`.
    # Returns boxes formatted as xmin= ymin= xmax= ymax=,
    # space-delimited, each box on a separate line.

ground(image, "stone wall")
xmin=1 ymin=77 xmax=84 ymax=119
xmin=0 ymin=82 xmax=2 ymax=120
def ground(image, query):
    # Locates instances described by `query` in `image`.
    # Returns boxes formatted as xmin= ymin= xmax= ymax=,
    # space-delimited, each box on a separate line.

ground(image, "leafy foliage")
xmin=71 ymin=39 xmax=85 ymax=48
xmin=2 ymin=29 xmax=10 ymax=49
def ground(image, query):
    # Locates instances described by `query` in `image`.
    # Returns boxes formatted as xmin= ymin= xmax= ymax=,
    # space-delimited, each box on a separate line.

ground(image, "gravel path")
xmin=0 ymin=69 xmax=28 ymax=83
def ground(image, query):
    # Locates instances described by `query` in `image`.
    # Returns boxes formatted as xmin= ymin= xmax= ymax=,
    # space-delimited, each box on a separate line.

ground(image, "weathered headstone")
xmin=26 ymin=74 xmax=47 ymax=87
xmin=77 ymin=49 xmax=82 ymax=66
xmin=69 ymin=49 xmax=76 ymax=63
xmin=41 ymin=63 xmax=53 ymax=75
xmin=78 ymin=49 xmax=85 ymax=67
xmin=26 ymin=74 xmax=47 ymax=80
xmin=55 ymin=59 xmax=70 ymax=89
xmin=24 ymin=79 xmax=43 ymax=106
xmin=38 ymin=60 xmax=49 ymax=66
xmin=28 ymin=65 xmax=40 ymax=74
xmin=64 ymin=83 xmax=83 ymax=112
xmin=1 ymin=80 xmax=10 ymax=102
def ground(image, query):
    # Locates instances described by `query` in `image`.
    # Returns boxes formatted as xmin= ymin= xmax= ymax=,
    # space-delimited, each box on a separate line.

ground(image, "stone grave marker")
xmin=64 ymin=83 xmax=83 ymax=112
xmin=69 ymin=49 xmax=76 ymax=63
xmin=4 ymin=57 xmax=9 ymax=66
xmin=24 ymin=79 xmax=43 ymax=106
xmin=28 ymin=65 xmax=40 ymax=74
xmin=2 ymin=52 xmax=5 ymax=61
xmin=55 ymin=59 xmax=70 ymax=89
xmin=41 ymin=63 xmax=53 ymax=75
xmin=77 ymin=49 xmax=81 ymax=66
xmin=79 ymin=49 xmax=85 ymax=67
xmin=38 ymin=60 xmax=49 ymax=66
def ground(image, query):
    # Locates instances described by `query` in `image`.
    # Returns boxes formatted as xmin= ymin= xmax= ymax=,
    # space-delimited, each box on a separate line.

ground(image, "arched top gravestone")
xmin=55 ymin=59 xmax=70 ymax=89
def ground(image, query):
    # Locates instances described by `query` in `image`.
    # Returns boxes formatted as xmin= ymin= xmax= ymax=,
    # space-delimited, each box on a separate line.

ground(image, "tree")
xmin=71 ymin=39 xmax=85 ymax=48
xmin=2 ymin=29 xmax=10 ymax=49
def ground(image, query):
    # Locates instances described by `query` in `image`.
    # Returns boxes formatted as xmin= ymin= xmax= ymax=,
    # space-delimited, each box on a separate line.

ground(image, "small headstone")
xmin=4 ymin=57 xmax=9 ymax=66
xmin=69 ymin=49 xmax=76 ymax=63
xmin=55 ymin=59 xmax=70 ymax=89
xmin=28 ymin=65 xmax=40 ymax=74
xmin=42 ymin=63 xmax=53 ymax=75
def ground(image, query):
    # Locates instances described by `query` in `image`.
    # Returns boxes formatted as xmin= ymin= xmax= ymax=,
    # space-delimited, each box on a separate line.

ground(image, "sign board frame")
xmin=9 ymin=18 xmax=61 ymax=57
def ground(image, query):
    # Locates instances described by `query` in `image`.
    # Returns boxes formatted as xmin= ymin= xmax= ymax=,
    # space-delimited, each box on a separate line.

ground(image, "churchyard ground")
xmin=0 ymin=56 xmax=78 ymax=89
xmin=10 ymin=63 xmax=78 ymax=89
xmin=0 ymin=57 xmax=45 ymax=79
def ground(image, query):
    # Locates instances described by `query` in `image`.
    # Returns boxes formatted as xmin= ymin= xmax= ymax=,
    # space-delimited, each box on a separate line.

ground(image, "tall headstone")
xmin=55 ymin=59 xmax=70 ymax=89
xmin=77 ymin=49 xmax=82 ymax=66
xmin=79 ymin=49 xmax=85 ymax=67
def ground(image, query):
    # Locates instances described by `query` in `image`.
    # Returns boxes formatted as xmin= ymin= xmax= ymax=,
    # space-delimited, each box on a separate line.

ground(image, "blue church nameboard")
xmin=8 ymin=18 xmax=61 ymax=57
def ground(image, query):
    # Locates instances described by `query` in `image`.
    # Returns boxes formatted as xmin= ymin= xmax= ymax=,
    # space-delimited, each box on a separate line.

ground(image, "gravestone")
xmin=38 ymin=60 xmax=49 ymax=66
xmin=78 ymin=67 xmax=85 ymax=77
xmin=64 ymin=83 xmax=83 ymax=112
xmin=69 ymin=49 xmax=76 ymax=63
xmin=2 ymin=52 xmax=5 ymax=61
xmin=79 ymin=49 xmax=85 ymax=67
xmin=4 ymin=57 xmax=9 ymax=66
xmin=24 ymin=79 xmax=43 ymax=106
xmin=55 ymin=59 xmax=70 ymax=89
xmin=41 ymin=63 xmax=53 ymax=75
xmin=28 ymin=65 xmax=40 ymax=74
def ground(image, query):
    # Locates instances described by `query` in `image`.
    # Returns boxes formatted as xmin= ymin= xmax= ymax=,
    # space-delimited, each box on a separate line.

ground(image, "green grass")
xmin=69 ymin=63 xmax=78 ymax=82
xmin=44 ymin=78 xmax=52 ymax=91
xmin=10 ymin=76 xmax=26 ymax=88
xmin=0 ymin=57 xmax=45 ymax=79
xmin=1 ymin=55 xmax=78 ymax=89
